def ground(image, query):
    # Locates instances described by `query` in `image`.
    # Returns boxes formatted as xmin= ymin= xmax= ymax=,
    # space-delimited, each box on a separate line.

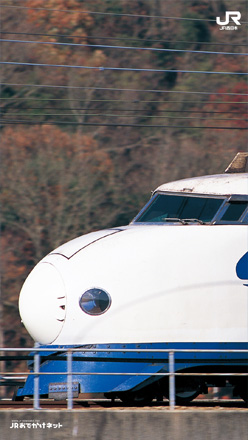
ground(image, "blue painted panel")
xmin=236 ymin=252 xmax=248 ymax=285
xmin=17 ymin=342 xmax=248 ymax=397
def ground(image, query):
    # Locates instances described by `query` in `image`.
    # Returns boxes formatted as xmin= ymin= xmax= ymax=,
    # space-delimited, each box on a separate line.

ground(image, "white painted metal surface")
xmin=156 ymin=174 xmax=248 ymax=196
xmin=19 ymin=262 xmax=66 ymax=344
xmin=18 ymin=171 xmax=248 ymax=346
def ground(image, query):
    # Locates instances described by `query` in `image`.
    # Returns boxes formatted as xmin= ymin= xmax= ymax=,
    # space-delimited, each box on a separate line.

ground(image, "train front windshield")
xmin=134 ymin=194 xmax=224 ymax=224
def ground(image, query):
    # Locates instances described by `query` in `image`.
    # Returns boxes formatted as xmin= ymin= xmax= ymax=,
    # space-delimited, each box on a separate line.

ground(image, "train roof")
xmin=155 ymin=173 xmax=248 ymax=197
xmin=156 ymin=152 xmax=248 ymax=197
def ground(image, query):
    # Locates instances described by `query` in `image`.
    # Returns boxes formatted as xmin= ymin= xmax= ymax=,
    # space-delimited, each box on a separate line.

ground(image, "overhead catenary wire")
xmin=1 ymin=61 xmax=247 ymax=75
xmin=2 ymin=38 xmax=248 ymax=57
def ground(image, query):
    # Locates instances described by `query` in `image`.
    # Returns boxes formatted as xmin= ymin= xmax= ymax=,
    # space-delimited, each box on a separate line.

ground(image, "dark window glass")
xmin=221 ymin=202 xmax=248 ymax=221
xmin=136 ymin=195 xmax=184 ymax=223
xmin=135 ymin=194 xmax=223 ymax=223
xmin=181 ymin=197 xmax=223 ymax=222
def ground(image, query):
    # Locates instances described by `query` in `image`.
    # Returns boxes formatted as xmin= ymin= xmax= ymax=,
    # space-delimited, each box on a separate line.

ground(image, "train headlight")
xmin=79 ymin=288 xmax=111 ymax=315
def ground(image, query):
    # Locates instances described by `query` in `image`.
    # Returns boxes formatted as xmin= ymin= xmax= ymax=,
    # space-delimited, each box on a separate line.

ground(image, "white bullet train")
xmin=17 ymin=153 xmax=248 ymax=404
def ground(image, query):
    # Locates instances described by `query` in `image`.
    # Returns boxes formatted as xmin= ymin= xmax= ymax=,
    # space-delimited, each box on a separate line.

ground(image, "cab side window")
xmin=221 ymin=202 xmax=248 ymax=222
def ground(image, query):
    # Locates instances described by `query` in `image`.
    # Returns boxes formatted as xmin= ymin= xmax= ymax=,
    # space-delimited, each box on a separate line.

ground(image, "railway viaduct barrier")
xmin=0 ymin=410 xmax=247 ymax=440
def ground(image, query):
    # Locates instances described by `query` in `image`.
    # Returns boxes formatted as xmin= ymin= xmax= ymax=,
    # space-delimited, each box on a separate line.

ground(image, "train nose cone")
xmin=19 ymin=262 xmax=66 ymax=344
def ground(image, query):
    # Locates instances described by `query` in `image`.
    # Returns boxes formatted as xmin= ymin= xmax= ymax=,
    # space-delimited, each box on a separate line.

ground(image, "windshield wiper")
xmin=182 ymin=218 xmax=206 ymax=224
xmin=163 ymin=218 xmax=206 ymax=225
xmin=162 ymin=218 xmax=187 ymax=225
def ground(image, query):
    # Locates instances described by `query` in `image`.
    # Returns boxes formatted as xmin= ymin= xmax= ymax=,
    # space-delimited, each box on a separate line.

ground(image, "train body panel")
xmin=17 ymin=154 xmax=248 ymax=402
xmin=29 ymin=224 xmax=247 ymax=346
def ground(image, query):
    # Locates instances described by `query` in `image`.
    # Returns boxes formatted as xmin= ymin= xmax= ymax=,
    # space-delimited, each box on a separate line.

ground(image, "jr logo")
xmin=236 ymin=252 xmax=248 ymax=286
xmin=216 ymin=11 xmax=241 ymax=26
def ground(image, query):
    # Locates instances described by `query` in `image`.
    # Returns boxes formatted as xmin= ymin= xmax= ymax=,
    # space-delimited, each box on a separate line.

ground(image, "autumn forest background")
xmin=0 ymin=0 xmax=248 ymax=351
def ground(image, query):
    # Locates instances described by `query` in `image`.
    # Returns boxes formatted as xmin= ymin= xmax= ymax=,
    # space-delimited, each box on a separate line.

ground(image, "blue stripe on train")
xmin=17 ymin=342 xmax=248 ymax=397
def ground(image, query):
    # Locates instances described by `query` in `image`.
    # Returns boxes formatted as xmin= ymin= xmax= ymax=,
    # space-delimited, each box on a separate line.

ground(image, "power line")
xmin=2 ymin=5 xmax=247 ymax=25
xmin=0 ymin=5 xmax=219 ymax=22
xmin=6 ymin=0 xmax=248 ymax=2
xmin=2 ymin=98 xmax=247 ymax=106
xmin=1 ymin=31 xmax=248 ymax=47
xmin=4 ymin=112 xmax=247 ymax=122
xmin=3 ymin=106 xmax=246 ymax=115
xmin=2 ymin=38 xmax=248 ymax=57
xmin=1 ymin=119 xmax=246 ymax=130
xmin=7 ymin=0 xmax=247 ymax=2
xmin=2 ymin=83 xmax=248 ymax=100
xmin=1 ymin=61 xmax=247 ymax=76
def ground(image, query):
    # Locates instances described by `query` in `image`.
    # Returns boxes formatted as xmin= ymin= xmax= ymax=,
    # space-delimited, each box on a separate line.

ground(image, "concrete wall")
xmin=1 ymin=410 xmax=247 ymax=440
